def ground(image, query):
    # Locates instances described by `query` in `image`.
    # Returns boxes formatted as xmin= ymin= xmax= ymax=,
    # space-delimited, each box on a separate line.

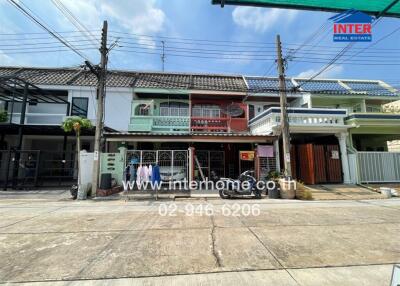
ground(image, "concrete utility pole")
xmin=161 ymin=40 xmax=165 ymax=72
xmin=276 ymin=34 xmax=292 ymax=177
xmin=91 ymin=20 xmax=108 ymax=196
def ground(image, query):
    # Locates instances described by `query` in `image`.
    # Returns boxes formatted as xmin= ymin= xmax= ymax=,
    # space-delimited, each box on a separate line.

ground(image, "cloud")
xmin=101 ymin=0 xmax=165 ymax=47
xmin=57 ymin=0 xmax=102 ymax=30
xmin=232 ymin=7 xmax=298 ymax=32
xmin=52 ymin=0 xmax=165 ymax=47
xmin=297 ymin=64 xmax=344 ymax=79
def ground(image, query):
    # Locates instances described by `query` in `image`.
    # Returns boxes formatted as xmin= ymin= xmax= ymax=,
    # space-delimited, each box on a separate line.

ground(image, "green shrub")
xmin=295 ymin=182 xmax=313 ymax=200
xmin=0 ymin=111 xmax=7 ymax=123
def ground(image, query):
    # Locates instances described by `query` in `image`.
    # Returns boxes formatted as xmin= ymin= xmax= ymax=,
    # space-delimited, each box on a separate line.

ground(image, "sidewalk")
xmin=304 ymin=184 xmax=387 ymax=200
xmin=0 ymin=185 xmax=393 ymax=201
xmin=6 ymin=264 xmax=395 ymax=286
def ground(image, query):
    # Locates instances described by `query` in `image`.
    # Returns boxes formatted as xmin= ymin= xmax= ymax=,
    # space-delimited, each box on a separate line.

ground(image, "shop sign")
xmin=240 ymin=151 xmax=255 ymax=161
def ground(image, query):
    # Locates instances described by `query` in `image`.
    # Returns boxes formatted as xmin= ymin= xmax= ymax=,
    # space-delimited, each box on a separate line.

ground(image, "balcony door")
xmin=159 ymin=102 xmax=188 ymax=117
xmin=192 ymin=104 xmax=222 ymax=118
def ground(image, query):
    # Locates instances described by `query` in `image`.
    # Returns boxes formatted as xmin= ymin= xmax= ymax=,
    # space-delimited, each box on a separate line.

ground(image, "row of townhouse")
xmin=0 ymin=66 xmax=399 ymax=188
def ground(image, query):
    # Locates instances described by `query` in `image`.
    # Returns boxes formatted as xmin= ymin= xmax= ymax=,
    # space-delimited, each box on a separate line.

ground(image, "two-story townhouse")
xmin=104 ymin=72 xmax=276 ymax=181
xmin=0 ymin=67 xmax=133 ymax=188
xmin=248 ymin=77 xmax=400 ymax=185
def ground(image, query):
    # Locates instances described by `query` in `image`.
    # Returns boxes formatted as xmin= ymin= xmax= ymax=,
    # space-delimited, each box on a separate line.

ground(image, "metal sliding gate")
xmin=195 ymin=150 xmax=225 ymax=179
xmin=125 ymin=150 xmax=188 ymax=182
xmin=357 ymin=152 xmax=400 ymax=183
xmin=0 ymin=150 xmax=77 ymax=189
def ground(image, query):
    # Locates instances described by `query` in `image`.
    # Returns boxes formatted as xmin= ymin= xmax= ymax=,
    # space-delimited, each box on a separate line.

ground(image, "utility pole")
xmin=91 ymin=20 xmax=108 ymax=196
xmin=276 ymin=34 xmax=291 ymax=177
xmin=161 ymin=40 xmax=165 ymax=72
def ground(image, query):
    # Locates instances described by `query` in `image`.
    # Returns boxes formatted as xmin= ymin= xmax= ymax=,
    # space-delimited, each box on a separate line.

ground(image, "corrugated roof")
xmin=246 ymin=77 xmax=295 ymax=93
xmin=295 ymin=79 xmax=349 ymax=94
xmin=245 ymin=76 xmax=399 ymax=97
xmin=0 ymin=67 xmax=246 ymax=92
xmin=104 ymin=131 xmax=258 ymax=137
xmin=0 ymin=66 xmax=397 ymax=97
xmin=134 ymin=73 xmax=191 ymax=89
xmin=342 ymin=81 xmax=395 ymax=97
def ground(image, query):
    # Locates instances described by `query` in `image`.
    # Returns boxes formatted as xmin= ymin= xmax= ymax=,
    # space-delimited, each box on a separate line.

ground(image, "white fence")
xmin=249 ymin=107 xmax=347 ymax=135
xmin=357 ymin=152 xmax=400 ymax=183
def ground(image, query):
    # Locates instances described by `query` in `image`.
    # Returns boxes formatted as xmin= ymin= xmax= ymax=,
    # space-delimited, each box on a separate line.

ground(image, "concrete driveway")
xmin=0 ymin=193 xmax=399 ymax=285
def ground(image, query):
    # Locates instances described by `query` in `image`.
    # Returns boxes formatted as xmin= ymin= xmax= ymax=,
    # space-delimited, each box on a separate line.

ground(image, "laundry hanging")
xmin=151 ymin=164 xmax=161 ymax=184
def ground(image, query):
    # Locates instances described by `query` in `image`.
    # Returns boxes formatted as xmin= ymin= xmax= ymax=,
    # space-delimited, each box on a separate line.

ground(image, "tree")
xmin=61 ymin=117 xmax=93 ymax=191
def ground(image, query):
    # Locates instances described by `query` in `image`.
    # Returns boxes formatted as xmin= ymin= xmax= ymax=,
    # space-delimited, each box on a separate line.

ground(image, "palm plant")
xmin=61 ymin=117 xmax=92 ymax=190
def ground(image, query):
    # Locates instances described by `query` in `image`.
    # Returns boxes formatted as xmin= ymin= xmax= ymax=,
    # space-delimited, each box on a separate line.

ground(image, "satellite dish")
xmin=222 ymin=103 xmax=244 ymax=117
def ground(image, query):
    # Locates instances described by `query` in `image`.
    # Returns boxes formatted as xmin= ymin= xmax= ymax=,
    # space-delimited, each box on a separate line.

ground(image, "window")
xmin=71 ymin=97 xmax=88 ymax=117
xmin=160 ymin=102 xmax=188 ymax=117
xmin=352 ymin=104 xmax=362 ymax=113
xmin=192 ymin=104 xmax=221 ymax=117
xmin=366 ymin=105 xmax=381 ymax=113
xmin=135 ymin=104 xmax=150 ymax=116
xmin=249 ymin=105 xmax=255 ymax=119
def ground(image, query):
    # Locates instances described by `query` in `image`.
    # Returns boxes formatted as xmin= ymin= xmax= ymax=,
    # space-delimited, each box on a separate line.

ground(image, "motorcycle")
xmin=211 ymin=170 xmax=263 ymax=199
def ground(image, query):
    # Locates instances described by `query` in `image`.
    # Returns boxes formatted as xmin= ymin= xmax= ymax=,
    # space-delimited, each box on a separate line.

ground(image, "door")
xmin=295 ymin=144 xmax=342 ymax=184
xmin=325 ymin=145 xmax=342 ymax=183
xmin=313 ymin=145 xmax=327 ymax=184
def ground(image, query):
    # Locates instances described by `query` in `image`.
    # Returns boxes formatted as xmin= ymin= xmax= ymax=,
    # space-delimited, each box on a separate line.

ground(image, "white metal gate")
xmin=357 ymin=152 xmax=400 ymax=183
xmin=126 ymin=150 xmax=188 ymax=182
xmin=258 ymin=157 xmax=277 ymax=180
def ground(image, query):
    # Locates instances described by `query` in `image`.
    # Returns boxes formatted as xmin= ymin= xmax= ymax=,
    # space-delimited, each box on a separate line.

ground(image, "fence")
xmin=125 ymin=150 xmax=188 ymax=182
xmin=357 ymin=151 xmax=400 ymax=183
xmin=0 ymin=150 xmax=77 ymax=189
xmin=195 ymin=150 xmax=225 ymax=179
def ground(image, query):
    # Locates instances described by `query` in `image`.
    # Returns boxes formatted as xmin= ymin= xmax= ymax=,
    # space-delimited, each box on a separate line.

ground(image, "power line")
xmin=50 ymin=0 xmax=100 ymax=47
xmin=7 ymin=0 xmax=91 ymax=61
xmin=0 ymin=30 xmax=100 ymax=35
xmin=323 ymin=23 xmax=400 ymax=75
xmin=295 ymin=16 xmax=386 ymax=88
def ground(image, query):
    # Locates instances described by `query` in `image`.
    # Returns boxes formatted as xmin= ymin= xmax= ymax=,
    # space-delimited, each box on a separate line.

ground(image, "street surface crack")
xmin=210 ymin=215 xmax=222 ymax=268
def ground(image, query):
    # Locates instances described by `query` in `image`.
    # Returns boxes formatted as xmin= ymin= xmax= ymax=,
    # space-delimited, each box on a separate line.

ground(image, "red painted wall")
xmin=190 ymin=98 xmax=248 ymax=132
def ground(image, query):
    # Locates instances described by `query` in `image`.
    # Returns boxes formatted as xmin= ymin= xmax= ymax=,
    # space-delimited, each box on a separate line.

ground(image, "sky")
xmin=0 ymin=0 xmax=400 ymax=86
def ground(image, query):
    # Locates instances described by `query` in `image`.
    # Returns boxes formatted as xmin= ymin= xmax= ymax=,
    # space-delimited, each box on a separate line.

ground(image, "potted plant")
xmin=279 ymin=175 xmax=296 ymax=199
xmin=61 ymin=117 xmax=92 ymax=199
xmin=266 ymin=170 xmax=281 ymax=199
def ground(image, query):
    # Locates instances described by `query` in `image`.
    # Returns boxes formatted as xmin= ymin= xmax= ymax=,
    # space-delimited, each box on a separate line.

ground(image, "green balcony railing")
xmin=129 ymin=115 xmax=190 ymax=133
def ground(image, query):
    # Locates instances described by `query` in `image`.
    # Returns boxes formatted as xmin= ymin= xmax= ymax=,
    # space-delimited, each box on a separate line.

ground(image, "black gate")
xmin=0 ymin=150 xmax=77 ymax=189
xmin=195 ymin=150 xmax=225 ymax=179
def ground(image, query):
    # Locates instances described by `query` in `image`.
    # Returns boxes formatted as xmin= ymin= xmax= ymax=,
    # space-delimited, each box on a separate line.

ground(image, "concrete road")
xmin=0 ymin=194 xmax=399 ymax=285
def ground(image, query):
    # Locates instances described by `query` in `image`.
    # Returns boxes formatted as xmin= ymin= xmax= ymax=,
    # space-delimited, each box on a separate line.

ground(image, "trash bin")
xmin=380 ymin=187 xmax=392 ymax=198
xmin=268 ymin=187 xmax=280 ymax=199
xmin=100 ymin=173 xmax=112 ymax=189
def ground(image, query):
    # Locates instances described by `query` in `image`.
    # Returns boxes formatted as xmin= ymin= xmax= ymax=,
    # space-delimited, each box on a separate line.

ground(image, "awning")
xmin=212 ymin=0 xmax=400 ymax=18
xmin=104 ymin=131 xmax=276 ymax=143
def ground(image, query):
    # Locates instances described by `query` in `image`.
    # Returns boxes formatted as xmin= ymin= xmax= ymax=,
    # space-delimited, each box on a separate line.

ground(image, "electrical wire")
xmin=295 ymin=17 xmax=386 ymax=88
xmin=50 ymin=0 xmax=100 ymax=47
xmin=7 ymin=0 xmax=91 ymax=61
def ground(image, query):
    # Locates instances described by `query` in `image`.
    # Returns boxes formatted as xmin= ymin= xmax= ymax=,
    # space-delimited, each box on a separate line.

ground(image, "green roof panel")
xmin=211 ymin=0 xmax=400 ymax=18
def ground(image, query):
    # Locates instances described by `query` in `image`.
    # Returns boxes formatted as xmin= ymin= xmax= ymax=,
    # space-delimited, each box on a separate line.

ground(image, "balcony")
xmin=129 ymin=115 xmax=190 ymax=133
xmin=190 ymin=105 xmax=248 ymax=133
xmin=345 ymin=112 xmax=400 ymax=134
xmin=249 ymin=107 xmax=348 ymax=135
xmin=2 ymin=102 xmax=69 ymax=126
xmin=191 ymin=117 xmax=229 ymax=132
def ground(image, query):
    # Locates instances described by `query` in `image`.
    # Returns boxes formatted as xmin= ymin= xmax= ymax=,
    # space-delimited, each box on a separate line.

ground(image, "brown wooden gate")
xmin=324 ymin=145 xmax=342 ymax=183
xmin=294 ymin=144 xmax=342 ymax=184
